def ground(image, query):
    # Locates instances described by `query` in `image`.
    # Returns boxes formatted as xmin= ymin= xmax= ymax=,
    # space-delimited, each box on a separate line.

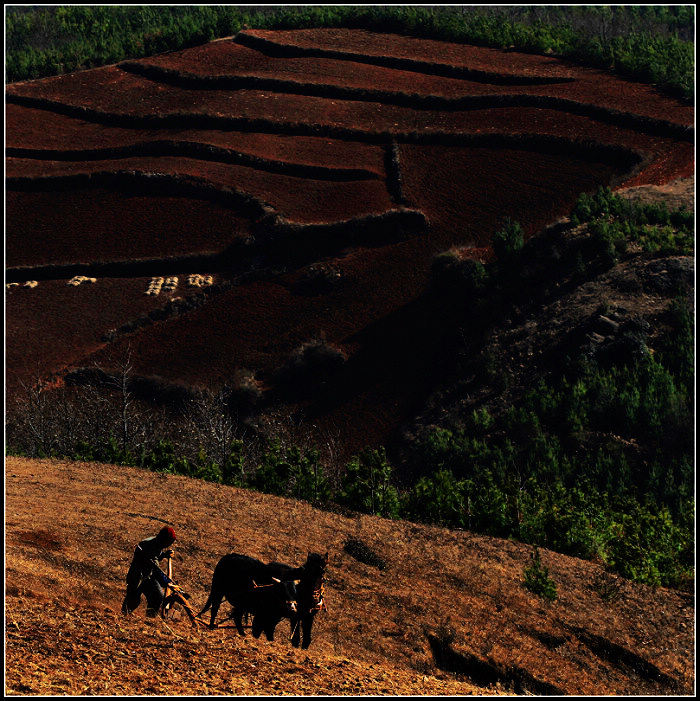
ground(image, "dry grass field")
xmin=5 ymin=456 xmax=694 ymax=695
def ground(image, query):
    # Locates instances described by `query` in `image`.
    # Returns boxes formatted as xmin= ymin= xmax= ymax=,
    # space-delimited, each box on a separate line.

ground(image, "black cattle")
xmin=255 ymin=551 xmax=328 ymax=649
xmin=198 ymin=553 xmax=298 ymax=640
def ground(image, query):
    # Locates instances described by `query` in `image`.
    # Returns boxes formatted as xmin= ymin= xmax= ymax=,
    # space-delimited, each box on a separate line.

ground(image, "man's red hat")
xmin=158 ymin=526 xmax=176 ymax=542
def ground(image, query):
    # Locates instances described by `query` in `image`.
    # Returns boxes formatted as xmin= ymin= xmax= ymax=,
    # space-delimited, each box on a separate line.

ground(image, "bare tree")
xmin=183 ymin=388 xmax=250 ymax=483
xmin=9 ymin=368 xmax=59 ymax=457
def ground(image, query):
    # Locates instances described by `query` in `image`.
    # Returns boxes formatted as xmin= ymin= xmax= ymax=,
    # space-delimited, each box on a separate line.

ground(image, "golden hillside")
xmin=5 ymin=456 xmax=693 ymax=695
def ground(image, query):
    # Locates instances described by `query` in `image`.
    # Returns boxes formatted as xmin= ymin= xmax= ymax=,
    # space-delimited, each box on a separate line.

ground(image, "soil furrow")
xmin=7 ymin=141 xmax=380 ymax=182
xmin=5 ymin=96 xmax=645 ymax=175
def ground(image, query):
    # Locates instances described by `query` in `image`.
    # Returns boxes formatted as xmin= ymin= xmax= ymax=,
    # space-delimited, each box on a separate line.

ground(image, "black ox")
xmin=198 ymin=553 xmax=298 ymax=641
xmin=255 ymin=551 xmax=328 ymax=649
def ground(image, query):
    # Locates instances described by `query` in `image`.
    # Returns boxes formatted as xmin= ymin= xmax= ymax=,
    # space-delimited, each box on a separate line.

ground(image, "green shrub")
xmin=571 ymin=187 xmax=693 ymax=260
xmin=276 ymin=337 xmax=347 ymax=397
xmin=589 ymin=220 xmax=628 ymax=267
xmin=604 ymin=500 xmax=694 ymax=588
xmin=523 ymin=547 xmax=558 ymax=601
xmin=431 ymin=252 xmax=489 ymax=297
xmin=220 ymin=440 xmax=245 ymax=486
xmin=492 ymin=219 xmax=525 ymax=263
xmin=404 ymin=469 xmax=466 ymax=527
xmin=339 ymin=447 xmax=400 ymax=518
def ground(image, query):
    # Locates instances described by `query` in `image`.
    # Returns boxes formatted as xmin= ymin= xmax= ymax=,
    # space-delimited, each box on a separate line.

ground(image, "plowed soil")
xmin=399 ymin=143 xmax=624 ymax=246
xmin=6 ymin=28 xmax=694 ymax=452
xmin=70 ymin=144 xmax=630 ymax=452
xmin=241 ymin=29 xmax=694 ymax=126
xmin=7 ymin=103 xmax=386 ymax=173
xmin=5 ymin=278 xmax=190 ymax=395
xmin=244 ymin=28 xmax=578 ymax=78
xmin=6 ymin=188 xmax=252 ymax=268
xmin=7 ymin=156 xmax=394 ymax=224
xmin=5 ymin=457 xmax=694 ymax=695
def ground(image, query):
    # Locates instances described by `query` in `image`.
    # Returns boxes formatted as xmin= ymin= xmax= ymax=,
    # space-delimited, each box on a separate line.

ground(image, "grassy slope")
xmin=5 ymin=456 xmax=694 ymax=695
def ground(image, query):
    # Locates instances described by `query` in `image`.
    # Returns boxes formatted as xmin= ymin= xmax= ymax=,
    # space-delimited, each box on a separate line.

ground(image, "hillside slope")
xmin=6 ymin=27 xmax=693 ymax=456
xmin=5 ymin=456 xmax=694 ymax=695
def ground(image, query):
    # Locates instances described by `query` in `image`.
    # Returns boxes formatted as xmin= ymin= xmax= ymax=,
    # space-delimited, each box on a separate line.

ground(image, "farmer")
xmin=121 ymin=526 xmax=177 ymax=617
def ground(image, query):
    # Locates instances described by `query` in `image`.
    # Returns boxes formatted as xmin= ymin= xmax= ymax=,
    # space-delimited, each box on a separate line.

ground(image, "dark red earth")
xmin=6 ymin=29 xmax=694 ymax=452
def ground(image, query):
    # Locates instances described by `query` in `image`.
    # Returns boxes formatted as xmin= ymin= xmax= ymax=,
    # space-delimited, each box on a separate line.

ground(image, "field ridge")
xmin=11 ymin=72 xmax=693 ymax=142
xmin=7 ymin=142 xmax=381 ymax=182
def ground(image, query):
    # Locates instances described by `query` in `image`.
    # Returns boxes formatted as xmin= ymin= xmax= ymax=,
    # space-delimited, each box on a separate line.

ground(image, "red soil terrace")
xmin=241 ymin=29 xmax=694 ymax=126
xmin=6 ymin=29 xmax=694 ymax=452
xmin=8 ymin=77 xmax=691 ymax=195
xmin=5 ymin=278 xmax=167 ymax=394
xmin=7 ymin=103 xmax=386 ymax=174
xmin=6 ymin=156 xmax=394 ymax=226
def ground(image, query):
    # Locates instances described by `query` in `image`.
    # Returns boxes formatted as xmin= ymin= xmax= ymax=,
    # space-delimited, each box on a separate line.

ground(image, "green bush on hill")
xmin=571 ymin=187 xmax=694 ymax=265
xmin=523 ymin=547 xmax=558 ymax=601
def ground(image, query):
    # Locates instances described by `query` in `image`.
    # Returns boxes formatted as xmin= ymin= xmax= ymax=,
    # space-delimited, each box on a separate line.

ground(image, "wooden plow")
xmin=159 ymin=555 xmax=207 ymax=628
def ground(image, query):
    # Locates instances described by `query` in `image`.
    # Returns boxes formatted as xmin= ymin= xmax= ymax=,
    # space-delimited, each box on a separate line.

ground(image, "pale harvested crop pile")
xmin=5 ymin=457 xmax=694 ymax=696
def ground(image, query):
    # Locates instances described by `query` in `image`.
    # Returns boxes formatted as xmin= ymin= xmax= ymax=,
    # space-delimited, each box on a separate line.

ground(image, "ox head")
xmin=303 ymin=552 xmax=328 ymax=582
xmin=270 ymin=577 xmax=298 ymax=616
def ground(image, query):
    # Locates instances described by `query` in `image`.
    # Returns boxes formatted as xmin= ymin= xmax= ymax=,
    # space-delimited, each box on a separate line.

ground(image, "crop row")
xmin=7 ymin=167 xmax=423 ymax=273
xmin=233 ymin=30 xmax=694 ymax=121
xmin=10 ymin=93 xmax=691 ymax=190
xmin=129 ymin=35 xmax=691 ymax=132
xmin=7 ymin=104 xmax=386 ymax=174
xmin=7 ymin=94 xmax=650 ymax=169
xmin=6 ymin=93 xmax=690 ymax=176
xmin=129 ymin=39 xmax=552 ymax=100
xmin=6 ymin=182 xmax=254 ymax=270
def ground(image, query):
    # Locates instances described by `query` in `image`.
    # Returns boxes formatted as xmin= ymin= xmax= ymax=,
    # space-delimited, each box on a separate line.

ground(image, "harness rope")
xmin=289 ymin=580 xmax=326 ymax=640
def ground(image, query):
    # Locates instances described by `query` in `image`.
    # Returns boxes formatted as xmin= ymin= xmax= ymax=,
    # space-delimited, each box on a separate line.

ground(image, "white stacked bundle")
xmin=163 ymin=276 xmax=179 ymax=292
xmin=146 ymin=277 xmax=164 ymax=295
xmin=68 ymin=276 xmax=97 ymax=286
xmin=187 ymin=274 xmax=214 ymax=287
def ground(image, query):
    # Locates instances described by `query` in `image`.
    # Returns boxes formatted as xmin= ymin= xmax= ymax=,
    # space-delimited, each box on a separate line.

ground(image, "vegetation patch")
xmin=343 ymin=538 xmax=387 ymax=571
xmin=522 ymin=548 xmax=558 ymax=601
xmin=275 ymin=337 xmax=348 ymax=398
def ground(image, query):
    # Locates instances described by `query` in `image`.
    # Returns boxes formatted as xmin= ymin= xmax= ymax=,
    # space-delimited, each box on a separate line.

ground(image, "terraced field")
xmin=6 ymin=28 xmax=694 ymax=451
